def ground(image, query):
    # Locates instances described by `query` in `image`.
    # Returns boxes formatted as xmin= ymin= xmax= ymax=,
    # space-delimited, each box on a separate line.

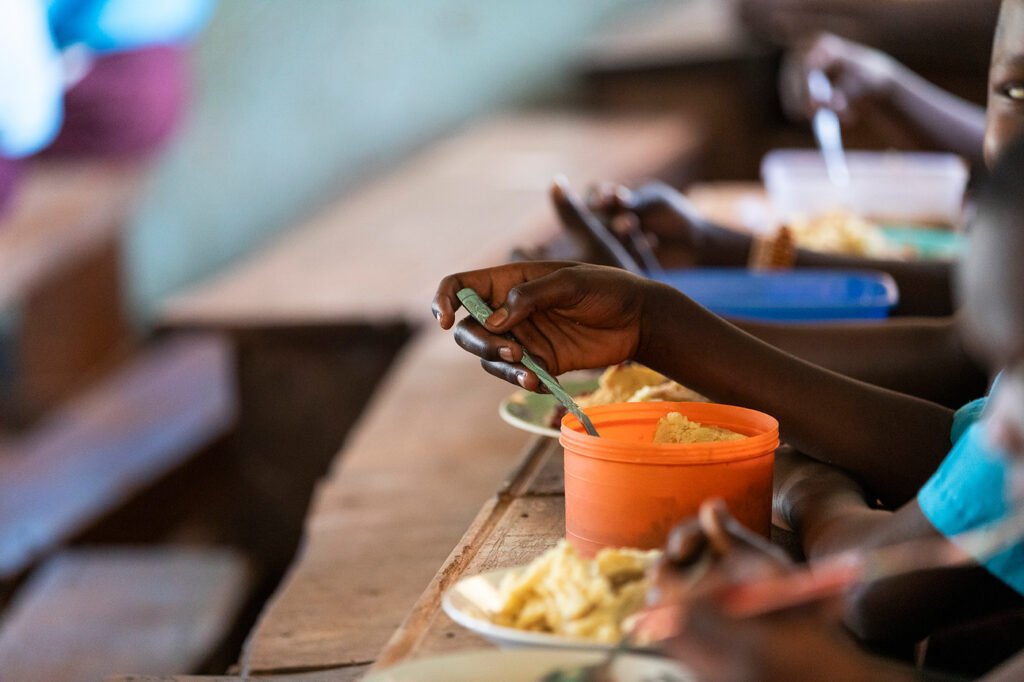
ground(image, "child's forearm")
xmin=784 ymin=484 xmax=1022 ymax=643
xmin=985 ymin=651 xmax=1024 ymax=682
xmin=779 ymin=469 xmax=887 ymax=560
xmin=638 ymin=283 xmax=954 ymax=505
xmin=735 ymin=316 xmax=986 ymax=408
xmin=882 ymin=64 xmax=988 ymax=170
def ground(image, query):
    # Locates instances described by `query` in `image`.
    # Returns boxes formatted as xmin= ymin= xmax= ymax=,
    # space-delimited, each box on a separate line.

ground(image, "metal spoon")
xmin=807 ymin=68 xmax=851 ymax=188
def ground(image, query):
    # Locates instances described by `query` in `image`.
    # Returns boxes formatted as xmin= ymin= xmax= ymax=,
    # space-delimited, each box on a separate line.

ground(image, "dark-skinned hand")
xmin=587 ymin=180 xmax=709 ymax=268
xmin=642 ymin=500 xmax=911 ymax=681
xmin=432 ymin=261 xmax=664 ymax=392
xmin=780 ymin=32 xmax=900 ymax=124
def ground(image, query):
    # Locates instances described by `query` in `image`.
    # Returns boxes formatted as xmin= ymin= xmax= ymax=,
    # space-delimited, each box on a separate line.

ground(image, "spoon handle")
xmin=457 ymin=287 xmax=600 ymax=437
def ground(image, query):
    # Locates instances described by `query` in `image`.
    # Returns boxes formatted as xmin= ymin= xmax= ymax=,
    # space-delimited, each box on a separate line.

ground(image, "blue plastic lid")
xmin=652 ymin=268 xmax=899 ymax=322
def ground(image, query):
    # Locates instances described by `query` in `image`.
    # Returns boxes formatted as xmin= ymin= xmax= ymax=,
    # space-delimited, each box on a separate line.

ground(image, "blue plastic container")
xmin=652 ymin=269 xmax=898 ymax=322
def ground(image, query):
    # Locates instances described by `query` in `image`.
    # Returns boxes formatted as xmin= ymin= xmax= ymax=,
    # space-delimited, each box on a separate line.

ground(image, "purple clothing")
xmin=0 ymin=45 xmax=188 ymax=215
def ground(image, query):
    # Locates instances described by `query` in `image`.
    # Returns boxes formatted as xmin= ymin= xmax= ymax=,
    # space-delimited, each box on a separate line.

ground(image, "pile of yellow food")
xmin=653 ymin=412 xmax=745 ymax=444
xmin=490 ymin=541 xmax=659 ymax=643
xmin=576 ymin=363 xmax=707 ymax=408
xmin=786 ymin=210 xmax=906 ymax=259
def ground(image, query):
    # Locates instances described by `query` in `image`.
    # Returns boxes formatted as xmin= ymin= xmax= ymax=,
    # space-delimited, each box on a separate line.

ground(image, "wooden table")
xmin=372 ymin=436 xmax=795 ymax=673
xmin=181 ymin=113 xmax=700 ymax=664
xmin=110 ymin=113 xmax=706 ymax=681
xmin=374 ymin=436 xmax=565 ymax=669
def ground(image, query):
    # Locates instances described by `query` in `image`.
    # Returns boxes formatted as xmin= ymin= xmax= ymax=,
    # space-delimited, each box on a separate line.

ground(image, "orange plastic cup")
xmin=560 ymin=402 xmax=779 ymax=555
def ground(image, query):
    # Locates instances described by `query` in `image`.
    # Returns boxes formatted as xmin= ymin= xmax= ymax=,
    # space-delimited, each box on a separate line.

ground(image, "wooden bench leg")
xmin=221 ymin=324 xmax=412 ymax=572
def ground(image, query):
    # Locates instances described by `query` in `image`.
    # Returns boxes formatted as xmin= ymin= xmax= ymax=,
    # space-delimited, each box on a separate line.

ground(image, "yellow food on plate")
xmin=786 ymin=210 xmax=907 ymax=259
xmin=490 ymin=540 xmax=659 ymax=643
xmin=576 ymin=363 xmax=707 ymax=408
xmin=653 ymin=412 xmax=745 ymax=444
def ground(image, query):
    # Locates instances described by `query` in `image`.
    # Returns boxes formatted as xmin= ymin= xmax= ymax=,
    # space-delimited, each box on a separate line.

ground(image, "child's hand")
xmin=781 ymin=33 xmax=901 ymax=124
xmin=542 ymin=179 xmax=708 ymax=269
xmin=432 ymin=262 xmax=657 ymax=391
xmin=637 ymin=500 xmax=793 ymax=642
xmin=773 ymin=447 xmax=867 ymax=533
xmin=663 ymin=595 xmax=909 ymax=682
xmin=649 ymin=503 xmax=912 ymax=681
xmin=587 ymin=181 xmax=703 ymax=241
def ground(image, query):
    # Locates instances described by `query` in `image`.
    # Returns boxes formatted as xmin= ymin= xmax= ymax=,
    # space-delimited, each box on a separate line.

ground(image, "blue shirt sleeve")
xmin=918 ymin=421 xmax=1024 ymax=596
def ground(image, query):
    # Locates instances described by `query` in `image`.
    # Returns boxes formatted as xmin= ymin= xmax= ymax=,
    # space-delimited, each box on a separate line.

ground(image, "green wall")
xmin=127 ymin=0 xmax=639 ymax=320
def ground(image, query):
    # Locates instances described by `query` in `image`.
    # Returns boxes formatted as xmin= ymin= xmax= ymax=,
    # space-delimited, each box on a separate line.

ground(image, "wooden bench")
xmin=0 ymin=547 xmax=248 ymax=682
xmin=0 ymin=160 xmax=142 ymax=428
xmin=0 ymin=335 xmax=235 ymax=581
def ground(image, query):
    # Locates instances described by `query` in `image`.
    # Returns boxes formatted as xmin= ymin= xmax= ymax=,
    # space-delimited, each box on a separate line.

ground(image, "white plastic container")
xmin=762 ymin=149 xmax=969 ymax=226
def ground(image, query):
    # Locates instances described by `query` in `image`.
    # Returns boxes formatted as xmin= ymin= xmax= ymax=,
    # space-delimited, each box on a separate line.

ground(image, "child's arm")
xmin=776 ymin=452 xmax=1024 ymax=642
xmin=435 ymin=261 xmax=953 ymax=505
xmin=793 ymin=33 xmax=988 ymax=169
xmin=736 ymin=315 xmax=988 ymax=408
xmin=578 ymin=183 xmax=957 ymax=317
xmin=638 ymin=279 xmax=953 ymax=504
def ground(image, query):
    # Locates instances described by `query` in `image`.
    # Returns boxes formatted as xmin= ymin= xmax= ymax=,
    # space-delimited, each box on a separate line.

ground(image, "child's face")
xmin=985 ymin=1 xmax=1024 ymax=166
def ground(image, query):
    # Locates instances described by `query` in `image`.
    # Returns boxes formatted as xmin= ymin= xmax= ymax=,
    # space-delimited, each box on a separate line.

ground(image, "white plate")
xmin=363 ymin=649 xmax=694 ymax=682
xmin=498 ymin=372 xmax=600 ymax=439
xmin=443 ymin=566 xmax=617 ymax=651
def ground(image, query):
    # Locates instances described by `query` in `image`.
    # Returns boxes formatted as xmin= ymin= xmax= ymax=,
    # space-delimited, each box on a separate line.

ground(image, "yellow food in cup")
xmin=653 ymin=412 xmax=745 ymax=444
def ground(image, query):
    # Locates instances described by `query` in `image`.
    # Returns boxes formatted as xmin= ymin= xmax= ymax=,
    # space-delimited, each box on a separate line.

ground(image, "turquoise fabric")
xmin=919 ymin=397 xmax=1024 ymax=596
xmin=951 ymin=397 xmax=989 ymax=444
xmin=47 ymin=0 xmax=214 ymax=52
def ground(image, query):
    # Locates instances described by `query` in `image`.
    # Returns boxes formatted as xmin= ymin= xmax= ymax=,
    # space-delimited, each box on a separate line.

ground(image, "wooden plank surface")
xmin=237 ymin=331 xmax=535 ymax=674
xmin=0 ymin=160 xmax=142 ymax=426
xmin=372 ymin=439 xmax=563 ymax=670
xmin=108 ymin=668 xmax=368 ymax=682
xmin=231 ymin=111 xmax=703 ymax=676
xmin=0 ymin=160 xmax=140 ymax=310
xmin=0 ymin=548 xmax=247 ymax=682
xmin=578 ymin=0 xmax=753 ymax=72
xmin=161 ymin=113 xmax=700 ymax=330
xmin=0 ymin=335 xmax=236 ymax=579
xmin=687 ymin=181 xmax=769 ymax=232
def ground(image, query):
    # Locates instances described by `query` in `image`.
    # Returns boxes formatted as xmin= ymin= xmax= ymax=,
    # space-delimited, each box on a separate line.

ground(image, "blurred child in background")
xmin=659 ymin=131 xmax=1024 ymax=680
xmin=0 ymin=0 xmax=214 ymax=214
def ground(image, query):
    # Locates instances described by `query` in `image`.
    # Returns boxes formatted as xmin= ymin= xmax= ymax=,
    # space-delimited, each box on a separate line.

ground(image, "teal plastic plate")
xmin=498 ymin=372 xmax=600 ymax=439
xmin=881 ymin=226 xmax=965 ymax=260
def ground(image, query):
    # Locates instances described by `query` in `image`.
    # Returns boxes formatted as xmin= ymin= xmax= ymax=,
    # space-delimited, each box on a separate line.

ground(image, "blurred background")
xmin=0 ymin=0 xmax=997 ymax=680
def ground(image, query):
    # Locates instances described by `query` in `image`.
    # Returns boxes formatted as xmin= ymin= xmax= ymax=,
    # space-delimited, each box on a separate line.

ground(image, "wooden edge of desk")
xmin=371 ymin=436 xmax=555 ymax=669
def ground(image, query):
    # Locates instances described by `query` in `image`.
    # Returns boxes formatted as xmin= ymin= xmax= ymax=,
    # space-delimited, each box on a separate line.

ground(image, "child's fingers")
xmin=699 ymin=499 xmax=793 ymax=567
xmin=452 ymin=318 xmax=523 ymax=364
xmin=485 ymin=268 xmax=584 ymax=334
xmin=431 ymin=274 xmax=463 ymax=329
xmin=664 ymin=519 xmax=708 ymax=567
xmin=480 ymin=358 xmax=537 ymax=391
xmin=586 ymin=182 xmax=634 ymax=214
xmin=433 ymin=271 xmax=495 ymax=329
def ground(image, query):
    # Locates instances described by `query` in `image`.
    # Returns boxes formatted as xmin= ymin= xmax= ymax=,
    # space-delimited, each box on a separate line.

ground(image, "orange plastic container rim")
xmin=560 ymin=402 xmax=780 ymax=465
